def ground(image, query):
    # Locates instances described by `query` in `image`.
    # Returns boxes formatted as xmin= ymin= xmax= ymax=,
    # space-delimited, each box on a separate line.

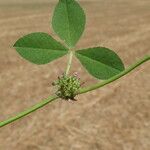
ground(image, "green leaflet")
xmin=14 ymin=32 xmax=68 ymax=65
xmin=75 ymin=47 xmax=125 ymax=80
xmin=52 ymin=0 xmax=86 ymax=48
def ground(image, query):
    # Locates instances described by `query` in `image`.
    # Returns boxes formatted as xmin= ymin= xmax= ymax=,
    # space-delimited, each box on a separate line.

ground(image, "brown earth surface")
xmin=0 ymin=0 xmax=150 ymax=150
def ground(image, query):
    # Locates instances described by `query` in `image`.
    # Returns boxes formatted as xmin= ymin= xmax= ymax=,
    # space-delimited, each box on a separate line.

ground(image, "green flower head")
xmin=52 ymin=73 xmax=81 ymax=100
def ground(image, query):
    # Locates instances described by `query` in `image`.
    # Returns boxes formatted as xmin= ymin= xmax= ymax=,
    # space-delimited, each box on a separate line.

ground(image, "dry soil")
xmin=0 ymin=0 xmax=150 ymax=150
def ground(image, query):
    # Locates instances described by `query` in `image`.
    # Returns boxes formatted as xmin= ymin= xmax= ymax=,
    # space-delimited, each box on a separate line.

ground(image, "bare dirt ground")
xmin=0 ymin=0 xmax=150 ymax=150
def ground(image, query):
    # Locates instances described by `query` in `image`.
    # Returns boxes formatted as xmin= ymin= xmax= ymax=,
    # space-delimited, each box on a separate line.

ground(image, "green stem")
xmin=78 ymin=55 xmax=150 ymax=94
xmin=65 ymin=50 xmax=74 ymax=75
xmin=0 ymin=95 xmax=58 ymax=128
xmin=0 ymin=55 xmax=149 ymax=128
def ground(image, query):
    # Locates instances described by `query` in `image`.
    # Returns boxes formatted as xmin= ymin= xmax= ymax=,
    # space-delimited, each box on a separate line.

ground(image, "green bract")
xmin=75 ymin=47 xmax=125 ymax=79
xmin=14 ymin=32 xmax=68 ymax=64
xmin=52 ymin=0 xmax=86 ymax=48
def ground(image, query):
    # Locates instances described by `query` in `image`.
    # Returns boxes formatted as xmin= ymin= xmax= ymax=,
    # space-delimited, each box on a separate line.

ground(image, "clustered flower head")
xmin=52 ymin=73 xmax=81 ymax=100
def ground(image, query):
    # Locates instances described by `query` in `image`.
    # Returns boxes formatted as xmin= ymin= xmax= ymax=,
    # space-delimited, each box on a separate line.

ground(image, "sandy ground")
xmin=0 ymin=0 xmax=150 ymax=150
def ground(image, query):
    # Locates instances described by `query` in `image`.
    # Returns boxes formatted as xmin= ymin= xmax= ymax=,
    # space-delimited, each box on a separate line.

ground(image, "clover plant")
xmin=0 ymin=0 xmax=149 ymax=128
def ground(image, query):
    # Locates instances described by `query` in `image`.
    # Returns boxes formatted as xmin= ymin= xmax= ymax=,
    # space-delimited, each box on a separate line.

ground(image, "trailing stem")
xmin=0 ymin=95 xmax=58 ymax=128
xmin=0 ymin=55 xmax=149 ymax=128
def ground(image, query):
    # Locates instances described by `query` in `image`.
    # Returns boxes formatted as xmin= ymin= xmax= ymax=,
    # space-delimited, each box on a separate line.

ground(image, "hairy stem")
xmin=0 ymin=95 xmax=58 ymax=128
xmin=65 ymin=50 xmax=74 ymax=75
xmin=78 ymin=55 xmax=150 ymax=94
xmin=0 ymin=55 xmax=149 ymax=128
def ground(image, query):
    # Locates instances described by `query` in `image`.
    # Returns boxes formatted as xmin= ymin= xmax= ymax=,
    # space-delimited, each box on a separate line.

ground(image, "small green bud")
xmin=52 ymin=73 xmax=81 ymax=100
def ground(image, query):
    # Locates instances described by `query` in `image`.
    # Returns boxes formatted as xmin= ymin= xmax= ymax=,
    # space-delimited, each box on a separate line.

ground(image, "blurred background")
xmin=0 ymin=0 xmax=150 ymax=149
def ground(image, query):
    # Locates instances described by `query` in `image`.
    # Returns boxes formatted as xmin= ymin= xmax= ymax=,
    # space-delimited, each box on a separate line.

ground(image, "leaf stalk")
xmin=65 ymin=50 xmax=74 ymax=75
